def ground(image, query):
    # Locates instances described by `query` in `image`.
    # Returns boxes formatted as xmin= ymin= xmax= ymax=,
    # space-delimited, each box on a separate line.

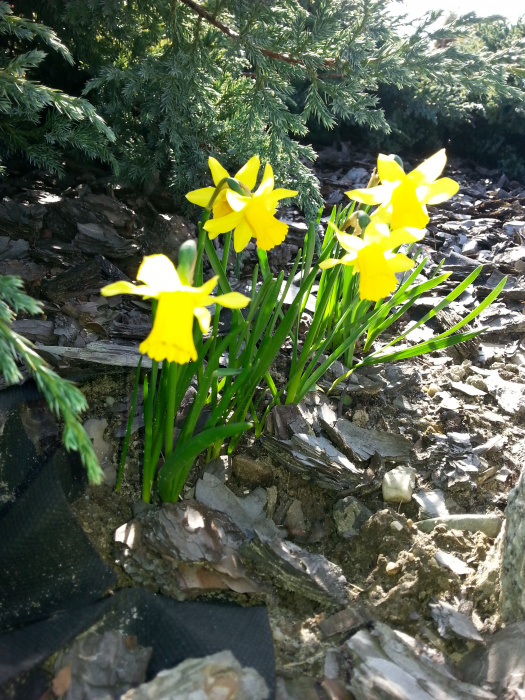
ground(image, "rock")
xmin=54 ymin=630 xmax=152 ymax=700
xmin=347 ymin=621 xmax=496 ymax=700
xmin=434 ymin=550 xmax=474 ymax=576
xmin=333 ymin=496 xmax=372 ymax=538
xmin=322 ymin=418 xmax=413 ymax=462
xmin=382 ymin=466 xmax=416 ymax=503
xmin=429 ymin=600 xmax=483 ymax=642
xmin=204 ymin=455 xmax=231 ymax=483
xmin=266 ymin=403 xmax=312 ymax=439
xmin=484 ymin=371 xmax=525 ymax=415
xmin=121 ymin=650 xmax=269 ymax=700
xmin=195 ymin=473 xmax=278 ymax=538
xmin=459 ymin=622 xmax=525 ymax=695
xmin=83 ymin=418 xmax=115 ymax=486
xmin=318 ymin=606 xmax=371 ymax=638
xmin=37 ymin=340 xmax=152 ymax=369
xmin=502 ymin=440 xmax=525 ymax=621
xmin=412 ymin=490 xmax=450 ymax=518
xmin=284 ymin=498 xmax=308 ymax=539
xmin=74 ymin=222 xmax=139 ymax=258
xmin=262 ymin=434 xmax=364 ymax=492
xmin=503 ymin=220 xmax=525 ymax=235
xmin=240 ymin=531 xmax=348 ymax=605
xmin=232 ymin=454 xmax=274 ymax=487
xmin=416 ymin=514 xmax=503 ymax=538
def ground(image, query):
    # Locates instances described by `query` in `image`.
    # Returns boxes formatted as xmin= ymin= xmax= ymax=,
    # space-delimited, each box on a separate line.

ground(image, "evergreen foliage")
xmin=0 ymin=2 xmax=115 ymax=176
xmin=14 ymin=1 xmax=525 ymax=217
xmin=0 ymin=275 xmax=103 ymax=483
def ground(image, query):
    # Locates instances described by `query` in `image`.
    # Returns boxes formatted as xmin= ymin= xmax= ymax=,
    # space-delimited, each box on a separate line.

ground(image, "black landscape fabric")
xmin=0 ymin=384 xmax=275 ymax=698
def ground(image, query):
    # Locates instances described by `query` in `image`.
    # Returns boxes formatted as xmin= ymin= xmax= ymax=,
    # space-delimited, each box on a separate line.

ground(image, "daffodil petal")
xmin=204 ymin=211 xmax=244 ymax=236
xmin=266 ymin=188 xmax=298 ymax=208
xmin=254 ymin=164 xmax=274 ymax=197
xmin=214 ymin=292 xmax=251 ymax=309
xmin=100 ymin=281 xmax=151 ymax=297
xmin=235 ymin=155 xmax=260 ymax=190
xmin=137 ymin=255 xmax=181 ymax=292
xmin=197 ymin=276 xmax=219 ymax=297
xmin=362 ymin=222 xmax=390 ymax=245
xmin=356 ymin=245 xmax=398 ymax=302
xmin=233 ymin=220 xmax=253 ymax=252
xmin=390 ymin=181 xmax=429 ymax=230
xmin=377 ymin=154 xmax=405 ymax=183
xmin=418 ymin=177 xmax=459 ymax=205
xmin=345 ymin=184 xmax=393 ymax=205
xmin=185 ymin=186 xmax=215 ymax=207
xmin=226 ymin=190 xmax=249 ymax=213
xmin=386 ymin=253 xmax=415 ymax=273
xmin=319 ymin=258 xmax=341 ymax=270
xmin=409 ymin=149 xmax=446 ymax=186
xmin=246 ymin=202 xmax=288 ymax=250
xmin=370 ymin=206 xmax=392 ymax=225
xmin=208 ymin=157 xmax=230 ymax=186
xmin=139 ymin=291 xmax=197 ymax=365
xmin=336 ymin=231 xmax=365 ymax=252
xmin=378 ymin=228 xmax=425 ymax=251
xmin=194 ymin=306 xmax=211 ymax=333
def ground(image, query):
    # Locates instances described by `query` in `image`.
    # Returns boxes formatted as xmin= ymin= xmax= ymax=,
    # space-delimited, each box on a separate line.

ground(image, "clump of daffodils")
xmin=186 ymin=156 xmax=298 ymax=252
xmin=323 ymin=149 xmax=459 ymax=301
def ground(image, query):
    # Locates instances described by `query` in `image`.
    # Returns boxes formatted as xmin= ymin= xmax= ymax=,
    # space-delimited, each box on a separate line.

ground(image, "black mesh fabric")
xmin=0 ymin=385 xmax=276 ymax=699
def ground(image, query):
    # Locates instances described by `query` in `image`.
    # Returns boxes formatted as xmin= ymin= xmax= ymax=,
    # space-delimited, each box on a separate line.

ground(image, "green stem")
xmin=164 ymin=362 xmax=179 ymax=459
xmin=257 ymin=249 xmax=271 ymax=280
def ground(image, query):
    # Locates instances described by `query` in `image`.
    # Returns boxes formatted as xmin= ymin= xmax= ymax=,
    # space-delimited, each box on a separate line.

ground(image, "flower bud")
xmin=177 ymin=239 xmax=197 ymax=285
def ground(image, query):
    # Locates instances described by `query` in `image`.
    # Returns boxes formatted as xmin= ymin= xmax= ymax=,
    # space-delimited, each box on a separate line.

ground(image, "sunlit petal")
xmin=235 ymin=155 xmax=260 ymax=190
xmin=265 ymin=188 xmax=298 ymax=209
xmin=254 ymin=164 xmax=274 ymax=197
xmin=197 ymin=276 xmax=219 ymax=297
xmin=336 ymin=231 xmax=364 ymax=252
xmin=193 ymin=306 xmax=211 ymax=333
xmin=386 ymin=253 xmax=415 ymax=273
xmin=100 ymin=281 xmax=152 ymax=297
xmin=319 ymin=258 xmax=342 ymax=270
xmin=137 ymin=254 xmax=181 ymax=292
xmin=226 ymin=190 xmax=250 ymax=213
xmin=245 ymin=200 xmax=288 ymax=250
xmin=214 ymin=292 xmax=251 ymax=308
xmin=377 ymin=154 xmax=405 ymax=183
xmin=185 ymin=186 xmax=215 ymax=207
xmin=417 ymin=177 xmax=459 ymax=205
xmin=139 ymin=291 xmax=197 ymax=364
xmin=409 ymin=149 xmax=446 ymax=186
xmin=345 ymin=184 xmax=393 ymax=205
xmin=204 ymin=211 xmax=243 ymax=236
xmin=390 ymin=181 xmax=429 ymax=230
xmin=233 ymin=220 xmax=253 ymax=252
xmin=208 ymin=156 xmax=230 ymax=186
xmin=356 ymin=245 xmax=399 ymax=302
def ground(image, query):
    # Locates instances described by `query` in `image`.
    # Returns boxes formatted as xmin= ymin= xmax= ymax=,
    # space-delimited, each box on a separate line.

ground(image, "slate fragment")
xmin=322 ymin=418 xmax=412 ymax=462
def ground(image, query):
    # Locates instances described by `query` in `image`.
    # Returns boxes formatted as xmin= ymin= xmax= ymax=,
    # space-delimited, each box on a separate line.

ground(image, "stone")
xmin=429 ymin=600 xmax=483 ymax=641
xmin=232 ymin=454 xmax=273 ymax=487
xmin=55 ymin=630 xmax=152 ymax=700
xmin=416 ymin=514 xmax=503 ymax=538
xmin=412 ymin=490 xmax=449 ymax=518
xmin=484 ymin=371 xmax=525 ymax=415
xmin=459 ymin=622 xmax=525 ymax=695
xmin=121 ymin=650 xmax=269 ymax=700
xmin=284 ymin=499 xmax=308 ymax=538
xmin=195 ymin=473 xmax=278 ymax=538
xmin=434 ymin=550 xmax=474 ymax=576
xmin=333 ymin=496 xmax=372 ymax=538
xmin=382 ymin=466 xmax=416 ymax=504
xmin=502 ymin=440 xmax=525 ymax=621
xmin=347 ymin=622 xmax=496 ymax=700
xmin=83 ymin=418 xmax=115 ymax=486
xmin=322 ymin=418 xmax=412 ymax=462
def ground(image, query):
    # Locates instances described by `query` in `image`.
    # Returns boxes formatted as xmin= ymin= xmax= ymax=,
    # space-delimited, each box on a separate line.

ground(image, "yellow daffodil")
xmin=186 ymin=155 xmax=260 ymax=219
xmin=320 ymin=222 xmax=425 ymax=302
xmin=346 ymin=149 xmax=459 ymax=230
xmin=203 ymin=164 xmax=298 ymax=252
xmin=100 ymin=254 xmax=249 ymax=364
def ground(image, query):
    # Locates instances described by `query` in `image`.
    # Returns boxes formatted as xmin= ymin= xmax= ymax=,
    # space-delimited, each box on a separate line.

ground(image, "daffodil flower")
xmin=100 ymin=254 xmax=249 ymax=364
xmin=186 ymin=155 xmax=261 ymax=218
xmin=202 ymin=164 xmax=298 ymax=253
xmin=346 ymin=149 xmax=459 ymax=230
xmin=319 ymin=222 xmax=425 ymax=302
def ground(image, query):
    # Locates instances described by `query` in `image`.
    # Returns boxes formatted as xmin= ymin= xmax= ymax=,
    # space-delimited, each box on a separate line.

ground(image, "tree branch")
xmin=179 ymin=0 xmax=334 ymax=67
